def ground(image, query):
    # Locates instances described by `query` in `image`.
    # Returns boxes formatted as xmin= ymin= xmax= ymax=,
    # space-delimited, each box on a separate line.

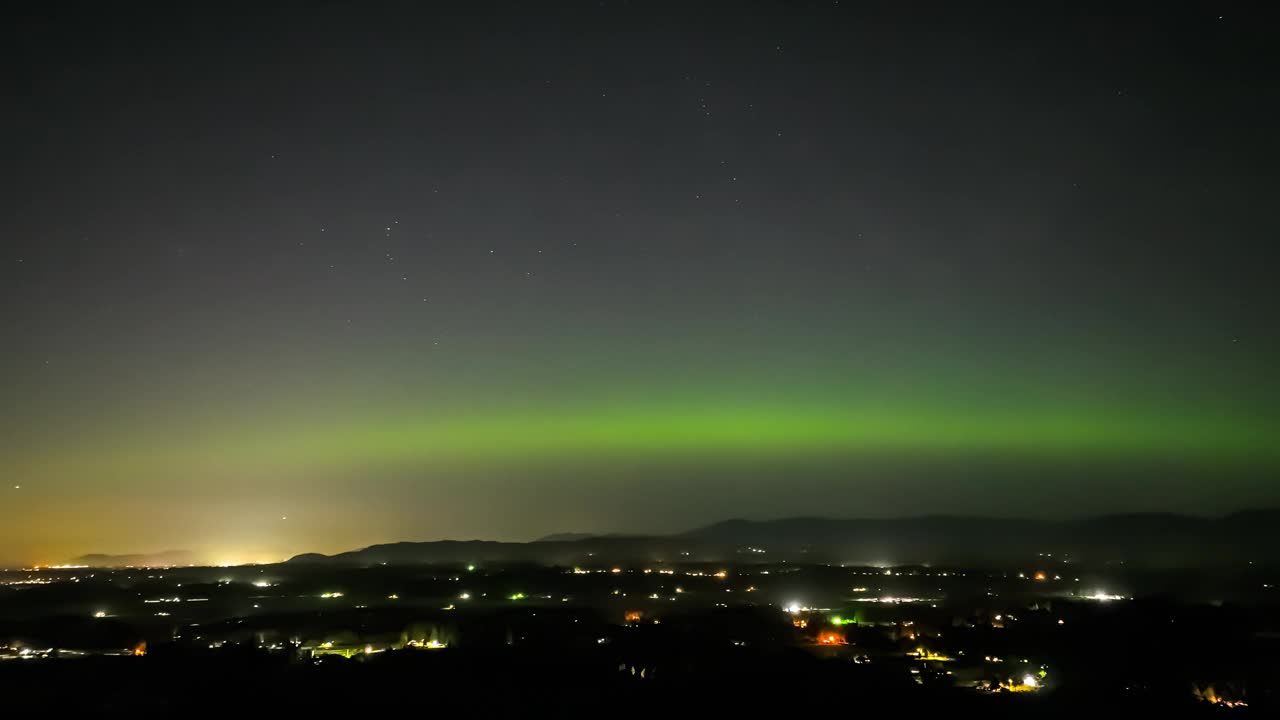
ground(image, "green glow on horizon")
xmin=16 ymin=390 xmax=1280 ymax=482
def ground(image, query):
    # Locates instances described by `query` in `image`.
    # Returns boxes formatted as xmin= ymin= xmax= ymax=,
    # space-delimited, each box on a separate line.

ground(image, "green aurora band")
xmin=20 ymin=390 xmax=1280 ymax=481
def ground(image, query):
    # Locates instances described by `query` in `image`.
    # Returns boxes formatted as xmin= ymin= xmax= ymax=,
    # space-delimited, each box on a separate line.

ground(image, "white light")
xmin=459 ymin=592 xmax=471 ymax=600
xmin=784 ymin=602 xmax=802 ymax=614
xmin=1023 ymin=675 xmax=1038 ymax=688
xmin=252 ymin=580 xmax=273 ymax=588
xmin=93 ymin=610 xmax=107 ymax=618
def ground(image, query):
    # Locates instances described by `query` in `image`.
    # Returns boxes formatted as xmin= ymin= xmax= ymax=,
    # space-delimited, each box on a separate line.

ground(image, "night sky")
xmin=4 ymin=1 xmax=1278 ymax=565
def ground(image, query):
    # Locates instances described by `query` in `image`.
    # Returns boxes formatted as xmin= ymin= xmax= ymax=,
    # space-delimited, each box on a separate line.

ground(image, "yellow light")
xmin=915 ymin=647 xmax=953 ymax=662
xmin=93 ymin=611 xmax=107 ymax=618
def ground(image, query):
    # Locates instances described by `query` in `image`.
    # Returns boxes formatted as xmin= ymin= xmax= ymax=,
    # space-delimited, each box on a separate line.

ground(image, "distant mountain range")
xmin=69 ymin=550 xmax=196 ymax=568
xmin=283 ymin=510 xmax=1280 ymax=569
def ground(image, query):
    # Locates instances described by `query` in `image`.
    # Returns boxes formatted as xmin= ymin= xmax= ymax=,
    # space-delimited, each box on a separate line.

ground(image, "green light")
xmin=23 ymin=382 xmax=1280 ymax=484
xmin=508 ymin=592 xmax=525 ymax=601
xmin=466 ymin=564 xmax=476 ymax=572
xmin=831 ymin=616 xmax=844 ymax=625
